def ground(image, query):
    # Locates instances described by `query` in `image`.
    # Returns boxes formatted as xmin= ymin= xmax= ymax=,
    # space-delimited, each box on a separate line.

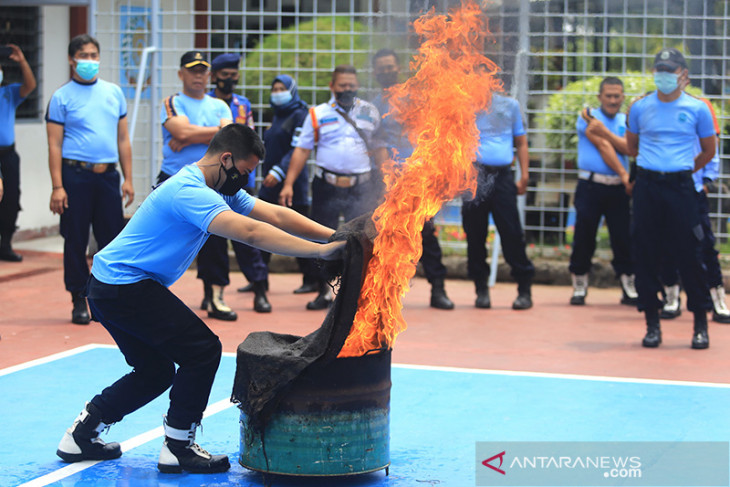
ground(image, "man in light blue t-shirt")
xmin=462 ymin=94 xmax=535 ymax=311
xmin=626 ymin=48 xmax=716 ymax=350
xmin=0 ymin=43 xmax=36 ymax=262
xmin=568 ymin=77 xmax=636 ymax=307
xmin=46 ymin=34 xmax=135 ymax=325
xmin=55 ymin=124 xmax=345 ymax=474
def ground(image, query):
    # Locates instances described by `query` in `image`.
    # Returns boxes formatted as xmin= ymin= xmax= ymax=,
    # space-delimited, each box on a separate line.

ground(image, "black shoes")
xmin=512 ymin=292 xmax=533 ymax=310
xmin=642 ymin=328 xmax=662 ymax=348
xmin=158 ymin=418 xmax=230 ymax=474
xmin=430 ymin=279 xmax=454 ymax=310
xmin=475 ymin=287 xmax=491 ymax=309
xmin=237 ymin=283 xmax=254 ymax=293
xmin=293 ymin=281 xmax=319 ymax=294
xmin=691 ymin=330 xmax=709 ymax=349
xmin=71 ymin=294 xmax=90 ymax=325
xmin=252 ymin=280 xmax=272 ymax=313
xmin=202 ymin=284 xmax=237 ymax=321
xmin=0 ymin=248 xmax=22 ymax=262
xmin=306 ymin=293 xmax=333 ymax=310
xmin=57 ymin=402 xmax=122 ymax=463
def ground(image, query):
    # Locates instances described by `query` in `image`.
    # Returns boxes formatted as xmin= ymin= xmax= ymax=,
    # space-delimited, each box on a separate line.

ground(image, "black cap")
xmin=180 ymin=50 xmax=210 ymax=69
xmin=653 ymin=48 xmax=687 ymax=71
xmin=211 ymin=53 xmax=241 ymax=72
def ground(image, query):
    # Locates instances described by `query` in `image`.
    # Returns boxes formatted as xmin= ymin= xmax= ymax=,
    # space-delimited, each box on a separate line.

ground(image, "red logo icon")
xmin=482 ymin=451 xmax=506 ymax=475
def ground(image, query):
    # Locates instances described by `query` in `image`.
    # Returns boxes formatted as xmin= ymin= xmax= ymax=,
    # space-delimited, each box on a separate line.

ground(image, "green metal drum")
xmin=239 ymin=349 xmax=391 ymax=476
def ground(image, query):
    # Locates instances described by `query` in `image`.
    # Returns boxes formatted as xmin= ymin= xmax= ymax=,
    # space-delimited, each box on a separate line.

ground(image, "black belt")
xmin=477 ymin=164 xmax=512 ymax=175
xmin=636 ymin=167 xmax=692 ymax=183
xmin=63 ymin=158 xmax=117 ymax=173
xmin=0 ymin=144 xmax=15 ymax=156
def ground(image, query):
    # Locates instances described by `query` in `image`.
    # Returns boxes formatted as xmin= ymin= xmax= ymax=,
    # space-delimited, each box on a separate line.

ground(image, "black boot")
xmin=642 ymin=309 xmax=662 ymax=348
xmin=430 ymin=278 xmax=454 ymax=310
xmin=157 ymin=418 xmax=230 ymax=474
xmin=71 ymin=292 xmax=90 ymax=325
xmin=691 ymin=311 xmax=709 ymax=349
xmin=306 ymin=280 xmax=333 ymax=310
xmin=202 ymin=283 xmax=237 ymax=321
xmin=253 ymin=280 xmax=272 ymax=313
xmin=293 ymin=277 xmax=319 ymax=294
xmin=0 ymin=241 xmax=22 ymax=262
xmin=57 ymin=402 xmax=122 ymax=463
xmin=237 ymin=282 xmax=254 ymax=293
xmin=512 ymin=281 xmax=533 ymax=310
xmin=475 ymin=281 xmax=491 ymax=309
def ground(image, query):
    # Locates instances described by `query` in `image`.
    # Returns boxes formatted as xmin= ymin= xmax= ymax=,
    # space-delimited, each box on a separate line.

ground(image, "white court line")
xmin=0 ymin=343 xmax=117 ymax=377
xmin=18 ymin=397 xmax=235 ymax=487
xmin=393 ymin=362 xmax=730 ymax=389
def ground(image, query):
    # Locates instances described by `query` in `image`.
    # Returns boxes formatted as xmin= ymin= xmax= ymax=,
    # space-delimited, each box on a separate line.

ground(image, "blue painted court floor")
xmin=3 ymin=345 xmax=730 ymax=486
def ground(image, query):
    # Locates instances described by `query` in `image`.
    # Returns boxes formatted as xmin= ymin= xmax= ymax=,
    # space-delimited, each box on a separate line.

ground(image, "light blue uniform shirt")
xmin=296 ymin=97 xmax=379 ymax=174
xmin=627 ymin=91 xmax=716 ymax=172
xmin=475 ymin=94 xmax=526 ymax=167
xmin=576 ymin=109 xmax=628 ymax=175
xmin=45 ymin=79 xmax=127 ymax=163
xmin=91 ymin=164 xmax=255 ymax=287
xmin=0 ymin=83 xmax=24 ymax=146
xmin=160 ymin=92 xmax=231 ymax=176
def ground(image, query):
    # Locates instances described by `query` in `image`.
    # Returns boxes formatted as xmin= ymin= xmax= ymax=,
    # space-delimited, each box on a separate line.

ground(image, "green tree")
xmin=242 ymin=16 xmax=376 ymax=109
xmin=540 ymin=73 xmax=723 ymax=163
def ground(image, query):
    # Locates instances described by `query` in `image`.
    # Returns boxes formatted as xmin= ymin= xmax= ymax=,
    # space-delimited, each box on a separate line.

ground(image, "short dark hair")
xmin=331 ymin=64 xmax=357 ymax=83
xmin=372 ymin=48 xmax=399 ymax=67
xmin=599 ymin=76 xmax=623 ymax=93
xmin=68 ymin=34 xmax=100 ymax=58
xmin=206 ymin=124 xmax=265 ymax=162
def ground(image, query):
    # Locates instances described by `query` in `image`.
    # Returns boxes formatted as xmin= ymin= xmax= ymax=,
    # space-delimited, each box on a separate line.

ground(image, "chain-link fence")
xmin=93 ymin=0 xmax=730 ymax=249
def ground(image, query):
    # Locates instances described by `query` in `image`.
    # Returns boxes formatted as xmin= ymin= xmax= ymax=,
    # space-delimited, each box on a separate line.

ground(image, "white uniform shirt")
xmin=296 ymin=96 xmax=380 ymax=175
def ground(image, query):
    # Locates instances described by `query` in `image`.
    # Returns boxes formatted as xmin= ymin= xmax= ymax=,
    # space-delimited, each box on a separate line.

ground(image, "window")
xmin=0 ymin=7 xmax=41 ymax=119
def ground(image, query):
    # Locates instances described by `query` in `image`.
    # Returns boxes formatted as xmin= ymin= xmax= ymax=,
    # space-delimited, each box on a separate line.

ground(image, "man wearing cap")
xmin=206 ymin=52 xmax=271 ymax=314
xmin=159 ymin=51 xmax=234 ymax=320
xmin=626 ymin=47 xmax=716 ymax=349
xmin=47 ymin=34 xmax=135 ymax=325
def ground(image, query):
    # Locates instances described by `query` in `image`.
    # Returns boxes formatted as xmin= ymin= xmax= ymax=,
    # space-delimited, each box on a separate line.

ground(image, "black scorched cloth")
xmin=231 ymin=214 xmax=376 ymax=431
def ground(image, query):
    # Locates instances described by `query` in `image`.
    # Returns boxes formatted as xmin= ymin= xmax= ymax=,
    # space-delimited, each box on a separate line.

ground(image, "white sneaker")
xmin=710 ymin=285 xmax=730 ymax=324
xmin=570 ymin=274 xmax=588 ymax=305
xmin=620 ymin=274 xmax=638 ymax=305
xmin=661 ymin=284 xmax=681 ymax=319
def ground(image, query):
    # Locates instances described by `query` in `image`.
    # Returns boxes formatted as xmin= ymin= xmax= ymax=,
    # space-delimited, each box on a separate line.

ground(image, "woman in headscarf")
xmin=258 ymin=74 xmax=319 ymax=294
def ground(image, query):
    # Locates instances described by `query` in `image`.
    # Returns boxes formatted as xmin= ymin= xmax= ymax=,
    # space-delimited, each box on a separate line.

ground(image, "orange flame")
xmin=338 ymin=1 xmax=502 ymax=357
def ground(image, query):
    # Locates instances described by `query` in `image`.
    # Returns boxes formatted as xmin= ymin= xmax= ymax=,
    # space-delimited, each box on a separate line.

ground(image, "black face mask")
xmin=218 ymin=159 xmax=249 ymax=196
xmin=216 ymin=77 xmax=237 ymax=95
xmin=334 ymin=90 xmax=357 ymax=107
xmin=376 ymin=72 xmax=398 ymax=88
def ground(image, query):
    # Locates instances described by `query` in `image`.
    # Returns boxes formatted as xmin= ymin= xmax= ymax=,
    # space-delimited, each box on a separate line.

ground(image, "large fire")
xmin=338 ymin=1 xmax=502 ymax=357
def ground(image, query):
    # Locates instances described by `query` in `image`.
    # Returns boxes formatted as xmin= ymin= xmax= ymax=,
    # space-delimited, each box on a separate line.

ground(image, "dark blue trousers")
xmin=0 ymin=147 xmax=20 ymax=247
xmin=310 ymin=175 xmax=377 ymax=229
xmin=86 ymin=276 xmax=221 ymax=429
xmin=661 ymin=190 xmax=723 ymax=289
xmin=196 ymin=235 xmax=268 ymax=286
xmin=421 ymin=219 xmax=447 ymax=282
xmin=569 ymin=178 xmax=633 ymax=277
xmin=461 ymin=165 xmax=534 ymax=285
xmin=632 ymin=170 xmax=711 ymax=313
xmin=60 ymin=165 xmax=124 ymax=294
